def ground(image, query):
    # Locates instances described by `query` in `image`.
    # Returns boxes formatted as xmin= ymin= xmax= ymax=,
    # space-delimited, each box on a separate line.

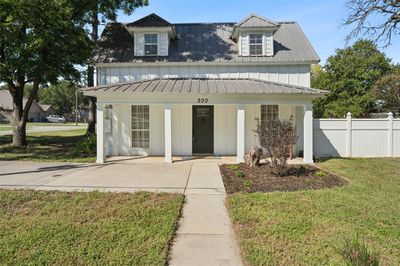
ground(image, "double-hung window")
xmin=261 ymin=105 xmax=279 ymax=123
xmin=249 ymin=33 xmax=263 ymax=56
xmin=144 ymin=33 xmax=158 ymax=55
xmin=131 ymin=105 xmax=150 ymax=149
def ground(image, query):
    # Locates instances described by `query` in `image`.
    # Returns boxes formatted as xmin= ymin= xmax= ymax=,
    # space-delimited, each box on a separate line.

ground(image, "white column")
xmin=303 ymin=104 xmax=313 ymax=164
xmin=96 ymin=103 xmax=105 ymax=164
xmin=388 ymin=112 xmax=393 ymax=157
xmin=111 ymin=104 xmax=120 ymax=156
xmin=164 ymin=104 xmax=172 ymax=163
xmin=346 ymin=112 xmax=352 ymax=157
xmin=236 ymin=104 xmax=245 ymax=163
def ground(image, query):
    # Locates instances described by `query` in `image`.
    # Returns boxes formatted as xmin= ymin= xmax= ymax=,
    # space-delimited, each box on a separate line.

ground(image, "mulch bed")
xmin=219 ymin=163 xmax=347 ymax=194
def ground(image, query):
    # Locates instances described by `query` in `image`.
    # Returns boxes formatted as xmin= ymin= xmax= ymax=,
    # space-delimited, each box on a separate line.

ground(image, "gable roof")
xmin=234 ymin=14 xmax=279 ymax=28
xmin=92 ymin=14 xmax=320 ymax=64
xmin=127 ymin=13 xmax=172 ymax=27
xmin=0 ymin=90 xmax=50 ymax=112
xmin=83 ymin=78 xmax=327 ymax=95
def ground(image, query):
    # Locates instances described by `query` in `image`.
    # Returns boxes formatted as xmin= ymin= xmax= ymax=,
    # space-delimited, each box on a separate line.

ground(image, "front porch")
xmin=82 ymin=78 xmax=324 ymax=164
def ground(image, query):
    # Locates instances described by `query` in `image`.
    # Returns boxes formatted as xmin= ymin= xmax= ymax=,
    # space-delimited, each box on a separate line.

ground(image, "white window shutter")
xmin=240 ymin=33 xmax=249 ymax=56
xmin=158 ymin=32 xmax=169 ymax=56
xmin=134 ymin=32 xmax=144 ymax=56
xmin=264 ymin=32 xmax=274 ymax=56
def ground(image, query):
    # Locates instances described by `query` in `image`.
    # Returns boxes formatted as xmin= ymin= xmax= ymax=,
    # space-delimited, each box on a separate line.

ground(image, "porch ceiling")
xmin=82 ymin=78 xmax=327 ymax=95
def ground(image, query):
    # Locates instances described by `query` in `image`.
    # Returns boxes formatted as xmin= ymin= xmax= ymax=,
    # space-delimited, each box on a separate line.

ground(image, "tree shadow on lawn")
xmin=0 ymin=134 xmax=94 ymax=162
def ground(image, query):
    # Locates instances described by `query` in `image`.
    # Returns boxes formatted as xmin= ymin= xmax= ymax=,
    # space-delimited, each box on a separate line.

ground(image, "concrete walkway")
xmin=0 ymin=158 xmax=243 ymax=265
xmin=170 ymin=161 xmax=243 ymax=266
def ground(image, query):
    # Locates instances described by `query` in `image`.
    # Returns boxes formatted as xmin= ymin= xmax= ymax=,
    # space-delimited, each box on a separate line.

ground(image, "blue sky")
xmin=108 ymin=0 xmax=400 ymax=65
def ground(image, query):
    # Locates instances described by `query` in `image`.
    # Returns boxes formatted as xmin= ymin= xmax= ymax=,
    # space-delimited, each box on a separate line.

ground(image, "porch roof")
xmin=83 ymin=78 xmax=327 ymax=95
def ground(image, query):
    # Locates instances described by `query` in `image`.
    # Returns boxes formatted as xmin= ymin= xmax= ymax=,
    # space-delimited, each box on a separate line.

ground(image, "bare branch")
xmin=344 ymin=0 xmax=400 ymax=47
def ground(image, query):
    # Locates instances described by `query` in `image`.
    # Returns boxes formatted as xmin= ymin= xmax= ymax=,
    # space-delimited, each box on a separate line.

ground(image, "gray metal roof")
xmin=83 ymin=78 xmax=327 ymax=95
xmin=234 ymin=14 xmax=279 ymax=28
xmin=92 ymin=17 xmax=320 ymax=64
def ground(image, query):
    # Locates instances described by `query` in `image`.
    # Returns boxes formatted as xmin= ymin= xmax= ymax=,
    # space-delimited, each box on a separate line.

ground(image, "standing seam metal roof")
xmin=92 ymin=16 xmax=320 ymax=64
xmin=83 ymin=78 xmax=327 ymax=95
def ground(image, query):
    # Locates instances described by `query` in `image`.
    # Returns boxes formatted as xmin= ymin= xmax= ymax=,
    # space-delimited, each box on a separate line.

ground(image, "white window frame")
xmin=144 ymin=33 xmax=158 ymax=56
xmin=249 ymin=33 xmax=264 ymax=56
xmin=261 ymin=105 xmax=279 ymax=123
xmin=131 ymin=105 xmax=150 ymax=149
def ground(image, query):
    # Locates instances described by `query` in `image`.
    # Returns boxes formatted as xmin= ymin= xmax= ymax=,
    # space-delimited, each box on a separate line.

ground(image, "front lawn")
xmin=0 ymin=129 xmax=95 ymax=162
xmin=0 ymin=190 xmax=183 ymax=265
xmin=228 ymin=158 xmax=400 ymax=265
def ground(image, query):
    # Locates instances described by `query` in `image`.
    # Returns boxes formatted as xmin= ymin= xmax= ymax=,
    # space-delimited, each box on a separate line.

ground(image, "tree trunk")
xmin=12 ymin=123 xmax=27 ymax=146
xmin=10 ymin=86 xmax=27 ymax=147
xmin=86 ymin=11 xmax=99 ymax=135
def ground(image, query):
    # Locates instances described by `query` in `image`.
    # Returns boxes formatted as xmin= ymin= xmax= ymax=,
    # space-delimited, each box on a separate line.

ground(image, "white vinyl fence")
xmin=314 ymin=112 xmax=400 ymax=158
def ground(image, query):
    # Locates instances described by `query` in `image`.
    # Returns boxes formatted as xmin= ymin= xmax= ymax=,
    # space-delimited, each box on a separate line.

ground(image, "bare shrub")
xmin=254 ymin=116 xmax=297 ymax=176
xmin=244 ymin=145 xmax=263 ymax=167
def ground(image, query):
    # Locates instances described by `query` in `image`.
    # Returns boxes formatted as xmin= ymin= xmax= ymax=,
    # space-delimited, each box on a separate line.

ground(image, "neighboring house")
xmin=83 ymin=13 xmax=325 ymax=163
xmin=0 ymin=90 xmax=54 ymax=122
xmin=39 ymin=104 xmax=55 ymax=118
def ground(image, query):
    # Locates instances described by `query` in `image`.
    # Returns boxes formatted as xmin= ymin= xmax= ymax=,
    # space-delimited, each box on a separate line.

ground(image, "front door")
xmin=192 ymin=105 xmax=214 ymax=154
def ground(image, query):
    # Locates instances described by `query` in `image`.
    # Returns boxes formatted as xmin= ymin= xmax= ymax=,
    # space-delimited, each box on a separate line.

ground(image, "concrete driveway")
xmin=0 ymin=157 xmax=243 ymax=266
xmin=0 ymin=157 xmax=234 ymax=193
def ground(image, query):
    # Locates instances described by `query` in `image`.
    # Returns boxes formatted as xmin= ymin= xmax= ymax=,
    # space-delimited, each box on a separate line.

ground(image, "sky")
xmin=104 ymin=0 xmax=400 ymax=65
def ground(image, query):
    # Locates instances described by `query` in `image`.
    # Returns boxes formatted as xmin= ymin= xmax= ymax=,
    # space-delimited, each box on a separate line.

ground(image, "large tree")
xmin=84 ymin=0 xmax=148 ymax=134
xmin=39 ymin=81 xmax=87 ymax=118
xmin=0 ymin=0 xmax=91 ymax=146
xmin=344 ymin=0 xmax=400 ymax=46
xmin=312 ymin=40 xmax=392 ymax=118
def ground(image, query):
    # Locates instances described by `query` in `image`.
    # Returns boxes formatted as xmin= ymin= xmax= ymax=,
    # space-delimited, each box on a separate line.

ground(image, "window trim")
xmin=249 ymin=33 xmax=264 ymax=56
xmin=144 ymin=33 xmax=158 ymax=56
xmin=131 ymin=105 xmax=150 ymax=149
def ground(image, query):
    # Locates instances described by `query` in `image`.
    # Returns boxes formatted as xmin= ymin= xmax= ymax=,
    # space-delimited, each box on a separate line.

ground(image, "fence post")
xmin=346 ymin=112 xmax=352 ymax=157
xmin=388 ymin=112 xmax=393 ymax=157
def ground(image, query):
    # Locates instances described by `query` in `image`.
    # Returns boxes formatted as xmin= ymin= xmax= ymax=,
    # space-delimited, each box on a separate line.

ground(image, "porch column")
xmin=303 ymin=104 xmax=313 ymax=163
xmin=164 ymin=104 xmax=172 ymax=163
xmin=96 ymin=103 xmax=105 ymax=164
xmin=237 ymin=104 xmax=245 ymax=163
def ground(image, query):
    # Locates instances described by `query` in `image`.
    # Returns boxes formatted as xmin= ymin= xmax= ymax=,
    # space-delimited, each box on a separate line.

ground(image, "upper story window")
xmin=144 ymin=33 xmax=158 ymax=55
xmin=249 ymin=34 xmax=263 ymax=55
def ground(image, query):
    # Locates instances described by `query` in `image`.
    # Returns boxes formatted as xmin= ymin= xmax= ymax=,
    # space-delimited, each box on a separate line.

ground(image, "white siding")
xmin=214 ymin=105 xmax=236 ymax=155
xmin=245 ymin=104 xmax=260 ymax=152
xmin=172 ymin=105 xmax=192 ymax=155
xmin=99 ymin=65 xmax=311 ymax=87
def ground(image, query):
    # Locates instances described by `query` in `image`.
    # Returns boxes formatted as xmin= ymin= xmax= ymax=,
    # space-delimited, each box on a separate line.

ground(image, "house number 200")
xmin=197 ymin=98 xmax=208 ymax=103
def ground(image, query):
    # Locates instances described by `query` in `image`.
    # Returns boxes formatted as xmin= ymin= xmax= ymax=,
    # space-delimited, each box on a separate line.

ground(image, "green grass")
xmin=227 ymin=158 xmax=400 ymax=265
xmin=0 ymin=190 xmax=183 ymax=265
xmin=0 ymin=129 xmax=95 ymax=162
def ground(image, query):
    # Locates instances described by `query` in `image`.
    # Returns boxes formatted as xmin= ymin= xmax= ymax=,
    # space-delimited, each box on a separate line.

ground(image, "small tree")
xmin=254 ymin=116 xmax=297 ymax=176
xmin=372 ymin=73 xmax=400 ymax=116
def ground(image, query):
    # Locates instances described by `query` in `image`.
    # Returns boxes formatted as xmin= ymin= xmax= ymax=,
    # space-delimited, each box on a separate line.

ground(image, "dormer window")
xmin=249 ymin=34 xmax=263 ymax=55
xmin=144 ymin=33 xmax=158 ymax=55
xmin=231 ymin=14 xmax=280 ymax=57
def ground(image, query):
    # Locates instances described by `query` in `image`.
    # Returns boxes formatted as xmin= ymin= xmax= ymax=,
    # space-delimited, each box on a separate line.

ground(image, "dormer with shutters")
xmin=126 ymin=13 xmax=176 ymax=57
xmin=231 ymin=14 xmax=280 ymax=57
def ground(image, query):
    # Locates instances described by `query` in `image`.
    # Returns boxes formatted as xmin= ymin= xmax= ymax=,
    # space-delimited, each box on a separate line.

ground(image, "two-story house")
xmin=83 ymin=13 xmax=324 ymax=163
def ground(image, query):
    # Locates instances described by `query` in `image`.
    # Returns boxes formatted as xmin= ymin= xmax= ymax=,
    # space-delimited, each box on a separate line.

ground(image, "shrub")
xmin=234 ymin=170 xmax=245 ymax=178
xmin=73 ymin=134 xmax=96 ymax=157
xmin=316 ymin=170 xmax=326 ymax=177
xmin=254 ymin=116 xmax=297 ymax=176
xmin=243 ymin=180 xmax=253 ymax=190
xmin=228 ymin=164 xmax=239 ymax=171
xmin=340 ymin=235 xmax=380 ymax=266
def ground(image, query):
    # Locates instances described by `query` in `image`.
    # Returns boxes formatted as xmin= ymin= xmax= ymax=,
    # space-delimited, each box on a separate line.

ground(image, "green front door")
xmin=192 ymin=105 xmax=214 ymax=154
